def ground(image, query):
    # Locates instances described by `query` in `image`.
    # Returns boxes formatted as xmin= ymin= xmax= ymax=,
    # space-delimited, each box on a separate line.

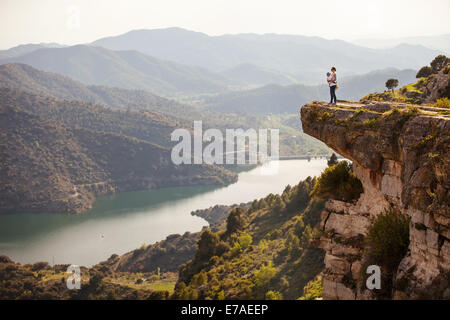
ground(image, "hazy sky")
xmin=1 ymin=0 xmax=450 ymax=49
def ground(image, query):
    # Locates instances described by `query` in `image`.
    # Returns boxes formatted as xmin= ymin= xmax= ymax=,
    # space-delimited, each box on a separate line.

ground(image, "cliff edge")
xmin=301 ymin=101 xmax=449 ymax=299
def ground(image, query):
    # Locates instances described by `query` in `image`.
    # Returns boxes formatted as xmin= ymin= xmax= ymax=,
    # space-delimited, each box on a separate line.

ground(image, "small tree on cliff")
xmin=310 ymin=161 xmax=363 ymax=202
xmin=416 ymin=66 xmax=433 ymax=78
xmin=327 ymin=153 xmax=338 ymax=167
xmin=430 ymin=55 xmax=450 ymax=74
xmin=385 ymin=78 xmax=399 ymax=94
xmin=363 ymin=208 xmax=410 ymax=299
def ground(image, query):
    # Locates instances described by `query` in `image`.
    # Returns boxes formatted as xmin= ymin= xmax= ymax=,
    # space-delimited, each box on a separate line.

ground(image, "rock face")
xmin=423 ymin=70 xmax=450 ymax=103
xmin=301 ymin=101 xmax=449 ymax=299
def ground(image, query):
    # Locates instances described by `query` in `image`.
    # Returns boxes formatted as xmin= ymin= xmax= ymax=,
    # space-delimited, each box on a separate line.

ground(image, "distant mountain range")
xmin=353 ymin=34 xmax=450 ymax=54
xmin=0 ymin=28 xmax=443 ymax=96
xmin=90 ymin=27 xmax=441 ymax=83
xmin=0 ymin=43 xmax=65 ymax=59
xmin=220 ymin=63 xmax=299 ymax=86
xmin=0 ymin=45 xmax=306 ymax=93
xmin=0 ymin=45 xmax=232 ymax=96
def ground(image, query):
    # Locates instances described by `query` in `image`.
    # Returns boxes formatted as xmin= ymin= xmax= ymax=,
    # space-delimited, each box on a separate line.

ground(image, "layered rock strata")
xmin=301 ymin=101 xmax=449 ymax=299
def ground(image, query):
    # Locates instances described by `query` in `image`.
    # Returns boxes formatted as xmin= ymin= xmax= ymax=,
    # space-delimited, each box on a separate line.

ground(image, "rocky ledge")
xmin=301 ymin=101 xmax=449 ymax=299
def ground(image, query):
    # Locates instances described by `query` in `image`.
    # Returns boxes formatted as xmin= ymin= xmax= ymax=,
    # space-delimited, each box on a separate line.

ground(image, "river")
xmin=0 ymin=159 xmax=327 ymax=267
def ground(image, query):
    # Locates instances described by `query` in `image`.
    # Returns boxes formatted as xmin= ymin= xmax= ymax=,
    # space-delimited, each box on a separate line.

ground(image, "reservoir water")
xmin=0 ymin=159 xmax=327 ymax=267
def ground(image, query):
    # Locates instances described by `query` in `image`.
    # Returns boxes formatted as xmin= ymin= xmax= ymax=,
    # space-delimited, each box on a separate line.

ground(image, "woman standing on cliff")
xmin=328 ymin=67 xmax=337 ymax=105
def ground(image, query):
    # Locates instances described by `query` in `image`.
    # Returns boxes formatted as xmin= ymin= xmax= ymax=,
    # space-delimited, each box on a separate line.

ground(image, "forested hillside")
xmin=0 ymin=175 xmax=326 ymax=300
xmin=0 ymin=87 xmax=184 ymax=148
xmin=0 ymin=91 xmax=237 ymax=214
xmin=0 ymin=63 xmax=189 ymax=115
xmin=173 ymin=177 xmax=325 ymax=300
xmin=102 ymin=203 xmax=249 ymax=274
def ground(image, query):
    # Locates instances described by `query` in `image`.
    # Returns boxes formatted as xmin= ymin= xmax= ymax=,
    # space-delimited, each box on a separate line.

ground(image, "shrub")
xmin=364 ymin=209 xmax=410 ymax=273
xmin=172 ymin=282 xmax=199 ymax=300
xmin=148 ymin=290 xmax=169 ymax=300
xmin=254 ymin=261 xmax=277 ymax=288
xmin=298 ymin=276 xmax=323 ymax=300
xmin=430 ymin=55 xmax=450 ymax=73
xmin=363 ymin=118 xmax=380 ymax=128
xmin=327 ymin=153 xmax=338 ymax=166
xmin=265 ymin=290 xmax=283 ymax=300
xmin=310 ymin=161 xmax=363 ymax=202
xmin=31 ymin=262 xmax=50 ymax=271
xmin=443 ymin=65 xmax=450 ymax=75
xmin=433 ymin=97 xmax=450 ymax=109
xmin=403 ymin=105 xmax=420 ymax=115
xmin=309 ymin=109 xmax=334 ymax=122
xmin=285 ymin=231 xmax=301 ymax=257
xmin=416 ymin=66 xmax=433 ymax=78
xmin=360 ymin=91 xmax=419 ymax=104
xmin=414 ymin=131 xmax=438 ymax=152
xmin=217 ymin=290 xmax=226 ymax=300
xmin=362 ymin=208 xmax=410 ymax=298
xmin=238 ymin=233 xmax=253 ymax=250
xmin=230 ymin=242 xmax=242 ymax=256
xmin=215 ymin=241 xmax=231 ymax=256
xmin=190 ymin=272 xmax=207 ymax=287
xmin=385 ymin=78 xmax=399 ymax=92
xmin=230 ymin=233 xmax=253 ymax=256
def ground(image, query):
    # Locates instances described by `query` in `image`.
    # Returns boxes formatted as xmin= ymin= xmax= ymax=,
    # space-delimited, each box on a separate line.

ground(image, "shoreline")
xmin=0 ymin=159 xmax=329 ymax=267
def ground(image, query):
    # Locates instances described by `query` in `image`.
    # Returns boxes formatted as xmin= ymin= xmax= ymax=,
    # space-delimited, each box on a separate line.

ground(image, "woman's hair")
xmin=331 ymin=67 xmax=336 ymax=71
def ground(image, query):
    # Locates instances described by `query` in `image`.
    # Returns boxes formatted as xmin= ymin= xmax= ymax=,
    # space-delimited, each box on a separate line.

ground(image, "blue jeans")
xmin=330 ymin=85 xmax=337 ymax=103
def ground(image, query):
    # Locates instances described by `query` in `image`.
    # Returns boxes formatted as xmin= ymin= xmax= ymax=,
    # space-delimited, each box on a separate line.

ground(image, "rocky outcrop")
xmin=301 ymin=101 xmax=449 ymax=299
xmin=423 ymin=70 xmax=450 ymax=103
xmin=191 ymin=202 xmax=251 ymax=231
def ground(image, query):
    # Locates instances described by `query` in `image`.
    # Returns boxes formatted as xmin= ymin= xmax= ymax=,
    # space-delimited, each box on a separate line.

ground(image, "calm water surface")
xmin=0 ymin=159 xmax=327 ymax=266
